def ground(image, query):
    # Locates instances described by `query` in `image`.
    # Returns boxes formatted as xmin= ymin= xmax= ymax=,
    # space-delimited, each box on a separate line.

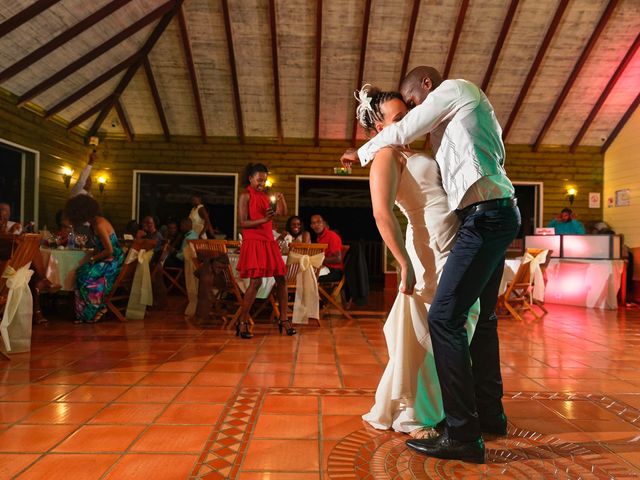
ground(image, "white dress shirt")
xmin=70 ymin=164 xmax=93 ymax=197
xmin=358 ymin=79 xmax=514 ymax=211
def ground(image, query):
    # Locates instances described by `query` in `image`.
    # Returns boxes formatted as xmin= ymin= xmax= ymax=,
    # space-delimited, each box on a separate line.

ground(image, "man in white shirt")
xmin=70 ymin=151 xmax=96 ymax=197
xmin=342 ymin=66 xmax=520 ymax=463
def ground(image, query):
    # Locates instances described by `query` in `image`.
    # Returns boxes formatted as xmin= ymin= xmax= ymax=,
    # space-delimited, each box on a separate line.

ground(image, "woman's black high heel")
xmin=237 ymin=321 xmax=253 ymax=339
xmin=278 ymin=319 xmax=296 ymax=336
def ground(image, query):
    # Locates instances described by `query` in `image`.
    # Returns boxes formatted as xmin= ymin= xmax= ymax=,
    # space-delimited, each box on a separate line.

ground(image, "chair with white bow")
xmin=319 ymin=245 xmax=353 ymax=321
xmin=270 ymin=242 xmax=327 ymax=326
xmin=0 ymin=234 xmax=42 ymax=359
xmin=104 ymin=239 xmax=158 ymax=322
xmin=497 ymin=248 xmax=552 ymax=322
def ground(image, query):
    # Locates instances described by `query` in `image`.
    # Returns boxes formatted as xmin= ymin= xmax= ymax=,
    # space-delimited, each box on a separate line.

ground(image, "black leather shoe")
xmin=480 ymin=412 xmax=508 ymax=436
xmin=406 ymin=432 xmax=485 ymax=464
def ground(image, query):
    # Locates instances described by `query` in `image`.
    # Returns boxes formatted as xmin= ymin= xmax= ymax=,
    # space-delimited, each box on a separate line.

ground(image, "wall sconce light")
xmin=265 ymin=177 xmax=274 ymax=188
xmin=61 ymin=166 xmax=74 ymax=189
xmin=566 ymin=186 xmax=577 ymax=205
xmin=97 ymin=175 xmax=108 ymax=194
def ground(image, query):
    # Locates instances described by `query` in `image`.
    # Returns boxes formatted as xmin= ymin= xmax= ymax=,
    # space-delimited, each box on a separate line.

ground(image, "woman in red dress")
xmin=237 ymin=163 xmax=294 ymax=339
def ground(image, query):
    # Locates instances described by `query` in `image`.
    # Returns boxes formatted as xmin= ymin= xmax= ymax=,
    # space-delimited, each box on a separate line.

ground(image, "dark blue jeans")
xmin=428 ymin=205 xmax=521 ymax=441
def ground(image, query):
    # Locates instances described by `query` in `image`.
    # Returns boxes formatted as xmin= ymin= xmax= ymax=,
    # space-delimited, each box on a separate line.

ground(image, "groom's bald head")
xmin=400 ymin=66 xmax=443 ymax=108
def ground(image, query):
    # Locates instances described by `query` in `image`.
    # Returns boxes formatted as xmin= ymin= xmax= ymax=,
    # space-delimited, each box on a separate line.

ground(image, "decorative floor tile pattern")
xmin=3 ymin=301 xmax=640 ymax=478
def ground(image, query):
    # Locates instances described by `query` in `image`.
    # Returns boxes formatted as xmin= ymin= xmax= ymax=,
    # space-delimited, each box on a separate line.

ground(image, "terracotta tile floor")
xmin=2 ymin=299 xmax=640 ymax=479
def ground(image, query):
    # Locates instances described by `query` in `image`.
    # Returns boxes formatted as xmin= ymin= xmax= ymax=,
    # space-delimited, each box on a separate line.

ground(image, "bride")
xmin=354 ymin=85 xmax=479 ymax=437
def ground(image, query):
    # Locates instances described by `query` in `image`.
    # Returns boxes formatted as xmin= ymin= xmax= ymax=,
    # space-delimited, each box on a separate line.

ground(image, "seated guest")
xmin=547 ymin=207 xmax=586 ymax=234
xmin=164 ymin=218 xmax=198 ymax=268
xmin=54 ymin=209 xmax=73 ymax=247
xmin=310 ymin=214 xmax=344 ymax=282
xmin=165 ymin=220 xmax=183 ymax=249
xmin=277 ymin=215 xmax=311 ymax=253
xmin=64 ymin=195 xmax=124 ymax=323
xmin=142 ymin=215 xmax=164 ymax=254
xmin=0 ymin=202 xmax=22 ymax=235
xmin=124 ymin=220 xmax=145 ymax=240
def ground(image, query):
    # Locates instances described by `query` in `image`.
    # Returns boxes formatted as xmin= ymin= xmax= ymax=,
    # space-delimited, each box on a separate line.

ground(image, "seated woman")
xmin=54 ymin=209 xmax=72 ymax=247
xmin=0 ymin=202 xmax=22 ymax=235
xmin=64 ymin=195 xmax=124 ymax=323
xmin=277 ymin=215 xmax=311 ymax=253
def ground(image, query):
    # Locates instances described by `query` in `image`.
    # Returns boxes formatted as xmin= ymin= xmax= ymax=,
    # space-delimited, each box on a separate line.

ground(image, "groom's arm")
xmin=357 ymin=80 xmax=461 ymax=166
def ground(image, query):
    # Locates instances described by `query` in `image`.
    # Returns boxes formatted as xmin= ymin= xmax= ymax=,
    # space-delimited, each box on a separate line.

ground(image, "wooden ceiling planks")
xmin=533 ymin=0 xmax=619 ymax=150
xmin=350 ymin=0 xmax=372 ymax=146
xmin=0 ymin=0 xmax=637 ymax=149
xmin=501 ymin=0 xmax=569 ymax=140
xmin=226 ymin=0 xmax=276 ymax=139
xmin=275 ymin=0 xmax=316 ymax=140
xmin=317 ymin=0 xmax=361 ymax=141
xmin=0 ymin=0 xmax=62 ymax=39
xmin=601 ymin=91 xmax=640 ymax=153
xmin=509 ymin=0 xmax=608 ymax=145
xmin=543 ymin=0 xmax=640 ymax=146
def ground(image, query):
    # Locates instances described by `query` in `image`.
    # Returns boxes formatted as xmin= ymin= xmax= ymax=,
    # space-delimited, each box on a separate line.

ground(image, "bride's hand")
xmin=399 ymin=263 xmax=416 ymax=295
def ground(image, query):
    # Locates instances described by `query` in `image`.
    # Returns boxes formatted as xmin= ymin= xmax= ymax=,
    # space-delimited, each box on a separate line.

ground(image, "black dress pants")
xmin=427 ymin=205 xmax=521 ymax=441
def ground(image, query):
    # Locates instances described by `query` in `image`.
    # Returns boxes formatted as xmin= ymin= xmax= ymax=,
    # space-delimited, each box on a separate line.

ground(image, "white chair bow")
xmin=287 ymin=252 xmax=324 ymax=325
xmin=125 ymin=248 xmax=154 ymax=319
xmin=521 ymin=250 xmax=548 ymax=302
xmin=1 ymin=264 xmax=34 ymax=353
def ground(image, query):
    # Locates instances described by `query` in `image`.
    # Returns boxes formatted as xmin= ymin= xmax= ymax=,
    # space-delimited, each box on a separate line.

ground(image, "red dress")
xmin=237 ymin=186 xmax=286 ymax=278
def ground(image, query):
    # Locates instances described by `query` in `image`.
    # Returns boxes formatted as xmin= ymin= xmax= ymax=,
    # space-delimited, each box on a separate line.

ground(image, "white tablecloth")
xmin=40 ymin=247 xmax=91 ymax=291
xmin=228 ymin=253 xmax=277 ymax=299
xmin=500 ymin=258 xmax=623 ymax=310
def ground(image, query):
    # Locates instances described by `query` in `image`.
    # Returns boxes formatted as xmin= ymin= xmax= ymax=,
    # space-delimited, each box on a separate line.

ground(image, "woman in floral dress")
xmin=64 ymin=195 xmax=124 ymax=323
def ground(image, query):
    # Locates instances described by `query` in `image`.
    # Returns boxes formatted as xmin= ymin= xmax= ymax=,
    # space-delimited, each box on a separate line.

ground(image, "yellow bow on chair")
xmin=287 ymin=252 xmax=324 ymax=325
xmin=125 ymin=248 xmax=154 ymax=320
xmin=521 ymin=250 xmax=548 ymax=302
xmin=1 ymin=264 xmax=34 ymax=353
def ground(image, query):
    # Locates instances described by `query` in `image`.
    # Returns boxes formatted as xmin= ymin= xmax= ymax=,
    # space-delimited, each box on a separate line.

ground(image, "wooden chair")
xmin=188 ymin=239 xmax=245 ymax=330
xmin=318 ymin=245 xmax=354 ymax=321
xmin=104 ymin=239 xmax=158 ymax=322
xmin=528 ymin=248 xmax=553 ymax=316
xmin=0 ymin=234 xmax=42 ymax=360
xmin=269 ymin=242 xmax=327 ymax=326
xmin=153 ymin=241 xmax=187 ymax=296
xmin=497 ymin=248 xmax=551 ymax=322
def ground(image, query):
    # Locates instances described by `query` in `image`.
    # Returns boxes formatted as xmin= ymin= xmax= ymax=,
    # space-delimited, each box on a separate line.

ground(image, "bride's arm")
xmin=369 ymin=149 xmax=416 ymax=295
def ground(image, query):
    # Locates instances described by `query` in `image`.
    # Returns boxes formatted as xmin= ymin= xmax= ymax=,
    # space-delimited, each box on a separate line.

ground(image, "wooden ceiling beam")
xmin=88 ymin=97 xmax=116 ymax=137
xmin=17 ymin=0 xmax=176 ymax=108
xmin=45 ymin=54 xmax=137 ymax=119
xmin=0 ymin=0 xmax=62 ymax=39
xmin=502 ymin=0 xmax=569 ymax=140
xmin=177 ymin=6 xmax=207 ymax=142
xmin=89 ymin=1 xmax=183 ymax=137
xmin=114 ymin=98 xmax=133 ymax=141
xmin=443 ymin=0 xmax=469 ymax=79
xmin=221 ymin=0 xmax=245 ymax=143
xmin=570 ymin=32 xmax=639 ymax=152
xmin=0 ymin=0 xmax=132 ymax=84
xmin=481 ymin=0 xmax=519 ymax=92
xmin=268 ymin=0 xmax=283 ymax=143
xmin=66 ymin=96 xmax=113 ymax=131
xmin=143 ymin=57 xmax=170 ymax=141
xmin=314 ymin=0 xmax=323 ymax=147
xmin=534 ymin=0 xmax=619 ymax=151
xmin=350 ymin=0 xmax=372 ymax=147
xmin=398 ymin=0 xmax=421 ymax=88
xmin=601 ymin=92 xmax=640 ymax=153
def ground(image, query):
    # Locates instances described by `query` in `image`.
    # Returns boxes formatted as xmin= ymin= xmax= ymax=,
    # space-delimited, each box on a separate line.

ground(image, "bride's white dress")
xmin=363 ymin=150 xmax=479 ymax=433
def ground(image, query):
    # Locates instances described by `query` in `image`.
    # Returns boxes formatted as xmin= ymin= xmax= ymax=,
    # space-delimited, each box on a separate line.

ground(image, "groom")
xmin=342 ymin=66 xmax=520 ymax=463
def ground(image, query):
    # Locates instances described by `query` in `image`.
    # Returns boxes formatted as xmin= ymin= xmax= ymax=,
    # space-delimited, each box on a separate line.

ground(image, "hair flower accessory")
xmin=355 ymin=84 xmax=375 ymax=124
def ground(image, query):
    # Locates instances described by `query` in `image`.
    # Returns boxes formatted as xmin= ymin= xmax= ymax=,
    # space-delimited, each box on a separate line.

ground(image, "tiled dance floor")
xmin=2 ymin=301 xmax=640 ymax=479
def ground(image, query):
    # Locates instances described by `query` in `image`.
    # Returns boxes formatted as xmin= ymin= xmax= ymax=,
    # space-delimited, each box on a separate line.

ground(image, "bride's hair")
xmin=354 ymin=84 xmax=404 ymax=134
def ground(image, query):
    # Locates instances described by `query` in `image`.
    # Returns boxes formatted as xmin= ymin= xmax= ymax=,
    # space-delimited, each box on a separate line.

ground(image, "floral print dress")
xmin=75 ymin=232 xmax=124 ymax=322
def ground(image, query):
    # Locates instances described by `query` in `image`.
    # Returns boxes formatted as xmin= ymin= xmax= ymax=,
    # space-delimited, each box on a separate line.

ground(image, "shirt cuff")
xmin=357 ymin=145 xmax=373 ymax=167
